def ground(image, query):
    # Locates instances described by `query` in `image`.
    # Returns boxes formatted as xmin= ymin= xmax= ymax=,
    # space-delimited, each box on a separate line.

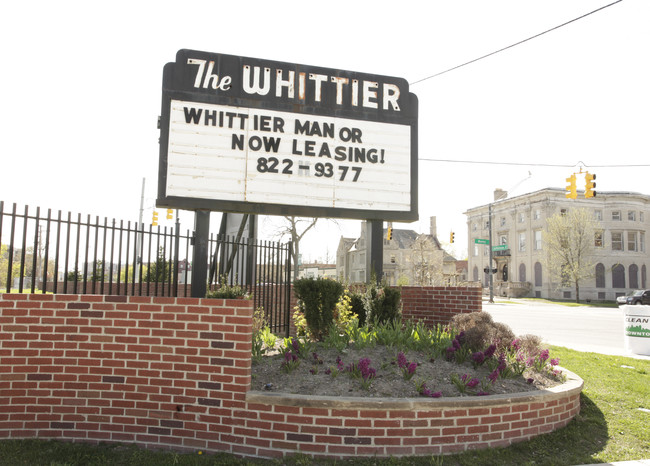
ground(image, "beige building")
xmin=298 ymin=263 xmax=337 ymax=279
xmin=336 ymin=217 xmax=462 ymax=286
xmin=464 ymin=188 xmax=650 ymax=301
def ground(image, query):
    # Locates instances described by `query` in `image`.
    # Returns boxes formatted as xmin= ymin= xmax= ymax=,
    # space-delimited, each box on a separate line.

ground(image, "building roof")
xmin=464 ymin=187 xmax=650 ymax=214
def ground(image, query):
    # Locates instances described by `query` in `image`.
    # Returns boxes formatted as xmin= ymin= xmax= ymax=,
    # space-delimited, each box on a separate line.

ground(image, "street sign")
xmin=492 ymin=244 xmax=508 ymax=251
xmin=474 ymin=238 xmax=489 ymax=245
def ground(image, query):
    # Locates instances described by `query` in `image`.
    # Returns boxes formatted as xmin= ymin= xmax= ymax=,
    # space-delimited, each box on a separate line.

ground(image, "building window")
xmin=640 ymin=212 xmax=645 ymax=222
xmin=472 ymin=222 xmax=477 ymax=231
xmin=519 ymin=263 xmax=526 ymax=282
xmin=594 ymin=210 xmax=602 ymax=221
xmin=485 ymin=221 xmax=490 ymax=229
xmin=612 ymin=211 xmax=621 ymax=221
xmin=628 ymin=211 xmax=636 ymax=221
xmin=611 ymin=232 xmax=623 ymax=251
xmin=641 ymin=232 xmax=646 ymax=252
xmin=518 ymin=213 xmax=525 ymax=223
xmin=390 ymin=255 xmax=396 ymax=264
xmin=534 ymin=230 xmax=542 ymax=250
xmin=628 ymin=232 xmax=638 ymax=252
xmin=518 ymin=232 xmax=526 ymax=252
xmin=534 ymin=262 xmax=542 ymax=287
xmin=630 ymin=264 xmax=639 ymax=289
xmin=560 ymin=209 xmax=567 ymax=216
xmin=594 ymin=231 xmax=603 ymax=248
xmin=595 ymin=263 xmax=605 ymax=288
xmin=500 ymin=217 xmax=506 ymax=227
xmin=473 ymin=245 xmax=479 ymax=257
xmin=612 ymin=264 xmax=626 ymax=288
xmin=500 ymin=235 xmax=508 ymax=246
xmin=534 ymin=209 xmax=541 ymax=220
xmin=484 ymin=246 xmax=488 ymax=256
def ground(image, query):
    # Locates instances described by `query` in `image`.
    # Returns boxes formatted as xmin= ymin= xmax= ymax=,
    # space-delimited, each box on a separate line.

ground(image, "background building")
xmin=465 ymin=188 xmax=650 ymax=301
xmin=336 ymin=217 xmax=461 ymax=285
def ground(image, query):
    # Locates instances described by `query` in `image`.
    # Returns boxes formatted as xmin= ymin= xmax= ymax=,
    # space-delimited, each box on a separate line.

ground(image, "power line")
xmin=410 ymin=0 xmax=624 ymax=86
xmin=418 ymin=157 xmax=650 ymax=168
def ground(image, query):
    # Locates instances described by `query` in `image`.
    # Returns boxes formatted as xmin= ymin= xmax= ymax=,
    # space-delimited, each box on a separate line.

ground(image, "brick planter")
xmin=243 ymin=369 xmax=583 ymax=458
xmin=0 ymin=293 xmax=582 ymax=460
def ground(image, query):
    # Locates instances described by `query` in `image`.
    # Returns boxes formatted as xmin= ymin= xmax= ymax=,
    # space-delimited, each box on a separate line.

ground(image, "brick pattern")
xmin=0 ymin=294 xmax=252 ymax=451
xmin=401 ymin=286 xmax=483 ymax=328
xmin=1 ymin=292 xmax=580 ymax=460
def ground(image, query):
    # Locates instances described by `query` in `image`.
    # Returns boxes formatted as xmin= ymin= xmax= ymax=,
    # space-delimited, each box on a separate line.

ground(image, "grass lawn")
xmin=0 ymin=346 xmax=648 ymax=466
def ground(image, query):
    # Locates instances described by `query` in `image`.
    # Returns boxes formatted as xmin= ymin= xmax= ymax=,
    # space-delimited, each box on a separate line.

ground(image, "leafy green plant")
xmin=323 ymin=324 xmax=350 ymax=352
xmin=363 ymin=281 xmax=401 ymax=325
xmin=206 ymin=281 xmax=249 ymax=299
xmin=293 ymin=277 xmax=344 ymax=341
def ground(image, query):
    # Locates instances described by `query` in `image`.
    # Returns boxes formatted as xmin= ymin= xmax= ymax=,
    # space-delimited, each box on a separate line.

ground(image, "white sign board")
xmin=158 ymin=50 xmax=418 ymax=221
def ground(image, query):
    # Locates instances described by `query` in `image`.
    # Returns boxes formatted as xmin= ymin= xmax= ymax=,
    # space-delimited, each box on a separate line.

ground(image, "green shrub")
xmin=349 ymin=292 xmax=366 ymax=326
xmin=206 ymin=283 xmax=249 ymax=299
xmin=293 ymin=277 xmax=344 ymax=341
xmin=363 ymin=281 xmax=401 ymax=325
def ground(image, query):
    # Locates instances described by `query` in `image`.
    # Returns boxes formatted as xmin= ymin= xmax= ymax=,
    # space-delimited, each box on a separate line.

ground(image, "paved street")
xmin=483 ymin=299 xmax=650 ymax=360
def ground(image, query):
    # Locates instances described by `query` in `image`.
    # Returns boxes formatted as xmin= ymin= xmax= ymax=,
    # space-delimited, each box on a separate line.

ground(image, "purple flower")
xmin=324 ymin=368 xmax=332 ymax=375
xmin=488 ymin=370 xmax=499 ymax=383
xmin=430 ymin=391 xmax=442 ymax=398
xmin=467 ymin=378 xmax=480 ymax=388
xmin=309 ymin=368 xmax=317 ymax=375
xmin=407 ymin=362 xmax=417 ymax=375
xmin=483 ymin=344 xmax=497 ymax=359
xmin=539 ymin=349 xmax=550 ymax=361
xmin=527 ymin=378 xmax=534 ymax=384
xmin=550 ymin=358 xmax=560 ymax=366
xmin=476 ymin=391 xmax=490 ymax=396
xmin=397 ymin=352 xmax=408 ymax=369
xmin=452 ymin=339 xmax=461 ymax=350
xmin=510 ymin=339 xmax=521 ymax=351
xmin=471 ymin=351 xmax=485 ymax=365
xmin=291 ymin=339 xmax=300 ymax=352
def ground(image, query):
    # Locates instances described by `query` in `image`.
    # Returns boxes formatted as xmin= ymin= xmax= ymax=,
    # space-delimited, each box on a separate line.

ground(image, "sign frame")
xmin=157 ymin=49 xmax=418 ymax=222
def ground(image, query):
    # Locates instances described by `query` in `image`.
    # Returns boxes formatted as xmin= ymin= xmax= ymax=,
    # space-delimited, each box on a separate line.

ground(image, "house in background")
xmin=336 ymin=217 xmax=461 ymax=286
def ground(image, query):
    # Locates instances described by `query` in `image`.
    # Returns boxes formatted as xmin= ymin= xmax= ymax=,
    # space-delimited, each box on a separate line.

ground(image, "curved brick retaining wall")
xmin=0 ymin=293 xmax=582 ymax=459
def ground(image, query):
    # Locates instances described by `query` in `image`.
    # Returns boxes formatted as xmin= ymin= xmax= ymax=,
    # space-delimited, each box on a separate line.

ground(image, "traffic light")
xmin=166 ymin=208 xmax=174 ymax=220
xmin=565 ymin=174 xmax=577 ymax=199
xmin=450 ymin=231 xmax=455 ymax=243
xmin=585 ymin=172 xmax=596 ymax=198
xmin=152 ymin=211 xmax=159 ymax=226
xmin=386 ymin=227 xmax=393 ymax=241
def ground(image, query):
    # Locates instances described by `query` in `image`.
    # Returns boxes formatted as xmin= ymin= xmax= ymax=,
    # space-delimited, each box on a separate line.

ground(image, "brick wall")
xmin=400 ymin=286 xmax=482 ymax=328
xmin=0 ymin=292 xmax=582 ymax=460
xmin=0 ymin=294 xmax=253 ymax=451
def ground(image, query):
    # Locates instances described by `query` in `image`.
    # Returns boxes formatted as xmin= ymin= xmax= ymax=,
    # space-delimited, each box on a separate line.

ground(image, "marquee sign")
xmin=157 ymin=49 xmax=418 ymax=221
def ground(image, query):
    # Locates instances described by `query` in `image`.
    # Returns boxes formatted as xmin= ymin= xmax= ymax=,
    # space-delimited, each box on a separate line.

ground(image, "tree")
xmin=275 ymin=216 xmax=319 ymax=280
xmin=410 ymin=235 xmax=445 ymax=286
xmin=543 ymin=208 xmax=599 ymax=302
xmin=145 ymin=247 xmax=173 ymax=283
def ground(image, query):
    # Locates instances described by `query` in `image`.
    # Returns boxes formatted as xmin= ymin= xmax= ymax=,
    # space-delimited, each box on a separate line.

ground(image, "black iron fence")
xmin=0 ymin=201 xmax=292 ymax=335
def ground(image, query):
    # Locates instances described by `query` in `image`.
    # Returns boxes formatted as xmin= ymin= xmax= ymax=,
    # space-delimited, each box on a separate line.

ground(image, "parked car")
xmin=617 ymin=292 xmax=632 ymax=305
xmin=620 ymin=289 xmax=650 ymax=305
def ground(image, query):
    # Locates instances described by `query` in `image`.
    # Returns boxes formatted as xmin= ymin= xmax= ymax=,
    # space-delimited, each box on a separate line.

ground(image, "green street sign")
xmin=474 ymin=238 xmax=489 ymax=245
xmin=492 ymin=244 xmax=508 ymax=251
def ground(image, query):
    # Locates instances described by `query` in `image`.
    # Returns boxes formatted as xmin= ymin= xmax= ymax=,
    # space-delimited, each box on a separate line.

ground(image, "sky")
xmin=2 ymin=0 xmax=648 ymax=263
